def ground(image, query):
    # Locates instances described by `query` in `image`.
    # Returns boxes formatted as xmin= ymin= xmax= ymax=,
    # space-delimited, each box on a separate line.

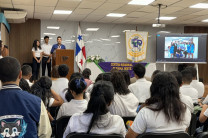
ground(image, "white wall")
xmin=41 ymin=20 xmax=184 ymax=72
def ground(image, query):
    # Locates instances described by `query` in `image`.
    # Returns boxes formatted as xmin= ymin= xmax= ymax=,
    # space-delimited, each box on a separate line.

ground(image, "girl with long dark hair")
xmin=32 ymin=39 xmax=43 ymax=81
xmin=63 ymin=81 xmax=126 ymax=138
xmin=126 ymin=72 xmax=191 ymax=138
xmin=31 ymin=76 xmax=64 ymax=121
xmin=109 ymin=71 xmax=139 ymax=116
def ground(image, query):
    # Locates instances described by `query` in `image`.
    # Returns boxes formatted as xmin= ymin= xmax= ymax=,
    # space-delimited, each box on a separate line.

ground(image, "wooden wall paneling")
xmin=9 ymin=19 xmax=41 ymax=65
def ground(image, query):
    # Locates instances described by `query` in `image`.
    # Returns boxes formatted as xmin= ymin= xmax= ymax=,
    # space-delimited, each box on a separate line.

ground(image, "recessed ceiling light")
xmin=53 ymin=10 xmax=72 ymax=14
xmin=111 ymin=35 xmax=120 ymax=38
xmin=47 ymin=26 xmax=60 ymax=29
xmin=128 ymin=0 xmax=155 ymax=5
xmin=158 ymin=31 xmax=170 ymax=33
xmin=43 ymin=33 xmax=56 ymax=35
xmin=86 ymin=28 xmax=99 ymax=31
xmin=101 ymin=38 xmax=111 ymax=41
xmin=107 ymin=13 xmax=126 ymax=17
xmin=190 ymin=3 xmax=208 ymax=8
xmin=115 ymin=42 xmax=121 ymax=43
xmin=156 ymin=17 xmax=176 ymax=20
xmin=202 ymin=19 xmax=208 ymax=22
xmin=122 ymin=30 xmax=136 ymax=32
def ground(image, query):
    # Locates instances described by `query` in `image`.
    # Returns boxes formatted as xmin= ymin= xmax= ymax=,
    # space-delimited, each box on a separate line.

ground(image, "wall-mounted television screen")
xmin=156 ymin=33 xmax=207 ymax=63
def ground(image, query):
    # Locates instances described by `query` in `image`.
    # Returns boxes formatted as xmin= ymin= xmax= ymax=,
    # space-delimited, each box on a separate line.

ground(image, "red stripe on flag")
xmin=82 ymin=46 xmax=86 ymax=59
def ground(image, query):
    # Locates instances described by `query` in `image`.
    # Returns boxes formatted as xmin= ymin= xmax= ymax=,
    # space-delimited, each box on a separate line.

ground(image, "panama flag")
xmin=76 ymin=25 xmax=86 ymax=71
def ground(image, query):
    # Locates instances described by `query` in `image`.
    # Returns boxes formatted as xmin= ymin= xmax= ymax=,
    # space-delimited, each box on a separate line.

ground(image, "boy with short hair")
xmin=180 ymin=69 xmax=198 ymax=103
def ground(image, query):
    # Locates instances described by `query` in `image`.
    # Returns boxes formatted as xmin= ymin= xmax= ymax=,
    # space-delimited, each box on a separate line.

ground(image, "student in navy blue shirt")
xmin=0 ymin=56 xmax=52 ymax=138
xmin=50 ymin=36 xmax=66 ymax=54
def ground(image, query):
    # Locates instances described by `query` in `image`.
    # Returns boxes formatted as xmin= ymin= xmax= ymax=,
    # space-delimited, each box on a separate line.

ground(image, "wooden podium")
xmin=52 ymin=49 xmax=74 ymax=80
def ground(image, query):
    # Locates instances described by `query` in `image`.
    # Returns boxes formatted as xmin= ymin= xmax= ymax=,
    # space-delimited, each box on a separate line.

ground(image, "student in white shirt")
xmin=186 ymin=66 xmax=205 ymax=98
xmin=52 ymin=64 xmax=69 ymax=102
xmin=57 ymin=77 xmax=88 ymax=119
xmin=171 ymin=71 xmax=194 ymax=113
xmin=21 ymin=65 xmax=33 ymax=87
xmin=128 ymin=63 xmax=151 ymax=103
xmin=31 ymin=76 xmax=64 ymax=121
xmin=63 ymin=81 xmax=126 ymax=138
xmin=126 ymin=72 xmax=191 ymax=138
xmin=42 ymin=36 xmax=52 ymax=77
xmin=199 ymin=104 xmax=208 ymax=123
xmin=180 ymin=69 xmax=198 ymax=103
xmin=109 ymin=71 xmax=139 ymax=116
xmin=32 ymin=40 xmax=43 ymax=81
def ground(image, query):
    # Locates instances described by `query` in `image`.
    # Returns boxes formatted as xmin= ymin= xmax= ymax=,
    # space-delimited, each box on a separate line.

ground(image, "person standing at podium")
xmin=42 ymin=36 xmax=52 ymax=77
xmin=50 ymin=36 xmax=66 ymax=55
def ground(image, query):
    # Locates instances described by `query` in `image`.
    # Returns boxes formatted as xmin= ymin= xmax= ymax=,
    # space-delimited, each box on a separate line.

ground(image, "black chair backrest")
xmin=188 ymin=113 xmax=197 ymax=136
xmin=196 ymin=132 xmax=208 ymax=138
xmin=137 ymin=132 xmax=191 ymax=138
xmin=67 ymin=133 xmax=123 ymax=138
xmin=122 ymin=116 xmax=136 ymax=129
xmin=56 ymin=116 xmax=71 ymax=138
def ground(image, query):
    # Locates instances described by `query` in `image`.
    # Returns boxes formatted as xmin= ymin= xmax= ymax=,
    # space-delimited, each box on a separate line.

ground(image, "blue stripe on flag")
xmin=75 ymin=42 xmax=81 ymax=56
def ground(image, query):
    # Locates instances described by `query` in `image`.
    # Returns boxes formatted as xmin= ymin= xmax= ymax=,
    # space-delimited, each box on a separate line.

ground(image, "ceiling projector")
xmin=152 ymin=24 xmax=166 ymax=28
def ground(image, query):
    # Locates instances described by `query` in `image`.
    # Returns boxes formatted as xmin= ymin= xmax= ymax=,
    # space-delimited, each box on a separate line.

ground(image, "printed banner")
xmin=126 ymin=31 xmax=148 ymax=62
xmin=98 ymin=62 xmax=148 ymax=78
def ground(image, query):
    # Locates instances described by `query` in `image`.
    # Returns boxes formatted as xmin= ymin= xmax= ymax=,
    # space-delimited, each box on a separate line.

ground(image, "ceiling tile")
xmin=90 ymin=9 xmax=113 ymax=15
xmin=34 ymin=13 xmax=51 ymax=20
xmin=0 ymin=3 xmax=13 ymax=8
xmin=56 ymin=0 xmax=81 ymax=8
xmin=51 ymin=14 xmax=69 ymax=20
xmin=136 ymin=6 xmax=158 ymax=12
xmin=78 ymin=1 xmax=104 ymax=9
xmin=98 ymin=3 xmax=125 ymax=11
xmin=171 ymin=0 xmax=206 ymax=7
xmin=73 ymin=8 xmax=94 ymax=14
xmin=0 ymin=0 xmax=12 ymax=4
xmin=97 ymin=16 xmax=118 ymax=23
xmin=14 ymin=5 xmax=34 ymax=13
xmin=35 ymin=6 xmax=54 ymax=14
xmin=12 ymin=0 xmax=34 ymax=6
xmin=127 ymin=12 xmax=149 ymax=18
xmin=35 ymin=0 xmax=58 ymax=6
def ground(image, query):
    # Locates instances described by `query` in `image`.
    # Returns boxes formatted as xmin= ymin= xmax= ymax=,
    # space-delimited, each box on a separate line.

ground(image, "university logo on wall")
xmin=126 ymin=31 xmax=148 ymax=62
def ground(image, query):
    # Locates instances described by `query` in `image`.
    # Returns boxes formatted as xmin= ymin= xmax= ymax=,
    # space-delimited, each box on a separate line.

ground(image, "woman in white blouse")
xmin=126 ymin=72 xmax=191 ymax=138
xmin=63 ymin=81 xmax=126 ymax=138
xmin=109 ymin=71 xmax=139 ymax=117
xmin=32 ymin=40 xmax=43 ymax=81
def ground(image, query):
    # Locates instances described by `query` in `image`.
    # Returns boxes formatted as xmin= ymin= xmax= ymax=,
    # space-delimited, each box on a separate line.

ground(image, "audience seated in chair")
xmin=31 ymin=76 xmax=64 ymax=121
xmin=82 ymin=68 xmax=93 ymax=88
xmin=125 ymin=72 xmax=191 ymax=138
xmin=21 ymin=65 xmax=33 ymax=87
xmin=128 ymin=63 xmax=151 ymax=104
xmin=186 ymin=66 xmax=204 ymax=98
xmin=171 ymin=71 xmax=194 ymax=113
xmin=19 ymin=78 xmax=31 ymax=93
xmin=51 ymin=64 xmax=69 ymax=102
xmin=180 ymin=69 xmax=198 ymax=104
xmin=57 ymin=77 xmax=88 ymax=119
xmin=109 ymin=71 xmax=139 ymax=117
xmin=0 ymin=56 xmax=52 ymax=137
xmin=63 ymin=81 xmax=126 ymax=138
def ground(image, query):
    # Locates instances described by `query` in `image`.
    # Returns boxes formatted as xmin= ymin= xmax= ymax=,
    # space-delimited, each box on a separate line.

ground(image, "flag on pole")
xmin=76 ymin=25 xmax=86 ymax=71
